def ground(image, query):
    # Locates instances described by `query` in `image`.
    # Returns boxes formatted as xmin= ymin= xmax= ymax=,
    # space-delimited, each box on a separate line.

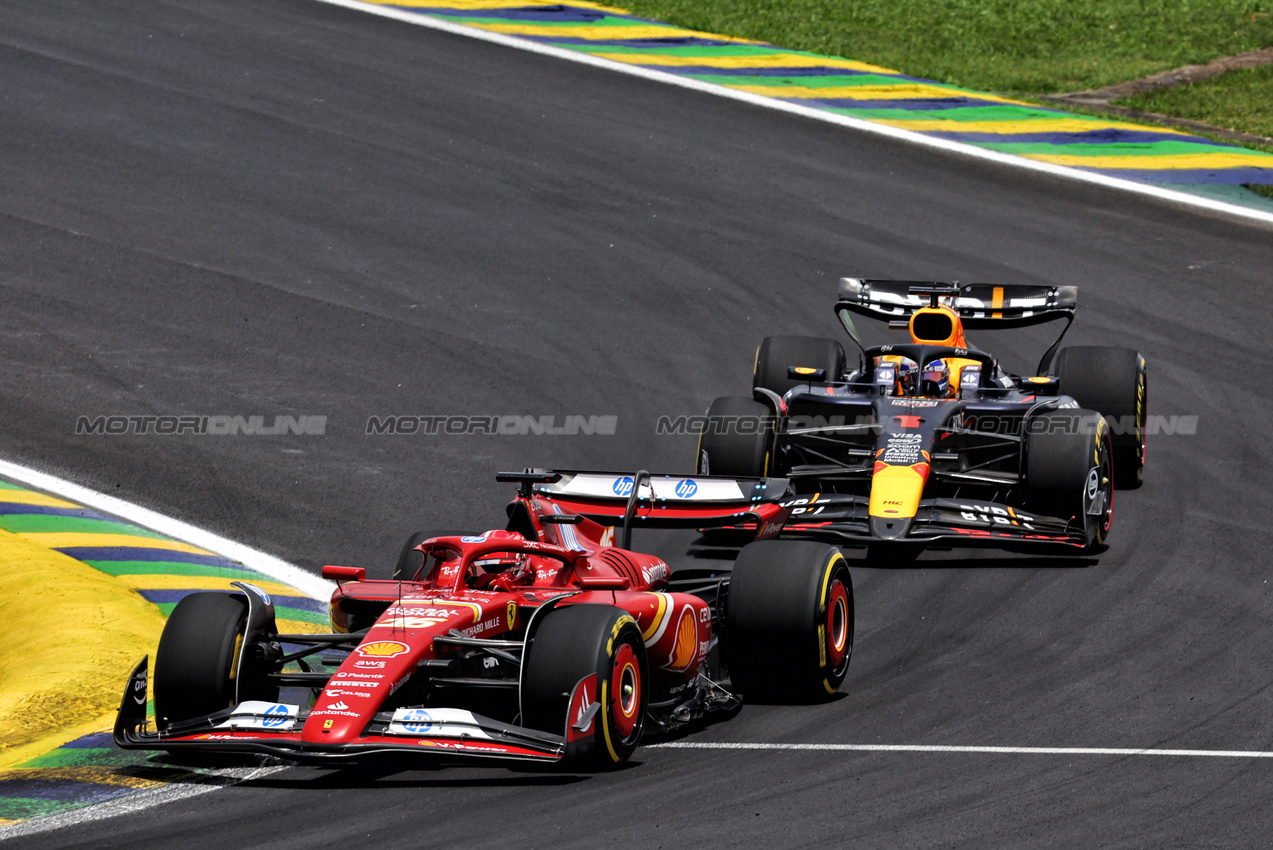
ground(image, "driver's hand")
xmin=487 ymin=573 xmax=517 ymax=592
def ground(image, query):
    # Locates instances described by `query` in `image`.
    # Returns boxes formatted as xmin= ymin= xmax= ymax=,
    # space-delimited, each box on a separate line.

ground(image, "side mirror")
xmin=787 ymin=366 xmax=826 ymax=382
xmin=322 ymin=565 xmax=366 ymax=582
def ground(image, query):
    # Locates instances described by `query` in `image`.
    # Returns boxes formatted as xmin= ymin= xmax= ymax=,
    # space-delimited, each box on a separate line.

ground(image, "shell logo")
xmin=356 ymin=640 xmax=409 ymax=658
xmin=667 ymin=607 xmax=698 ymax=671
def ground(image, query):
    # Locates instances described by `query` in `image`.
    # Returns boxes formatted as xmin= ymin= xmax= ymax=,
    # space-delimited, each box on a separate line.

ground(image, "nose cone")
xmin=868 ymin=462 xmax=929 ymax=519
xmin=869 ymin=515 xmax=913 ymax=540
xmin=301 ymin=704 xmax=368 ymax=743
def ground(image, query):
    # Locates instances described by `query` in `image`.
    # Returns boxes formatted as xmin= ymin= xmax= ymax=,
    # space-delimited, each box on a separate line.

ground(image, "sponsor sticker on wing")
xmin=218 ymin=701 xmax=299 ymax=731
xmin=550 ymin=474 xmax=644 ymax=499
xmin=387 ymin=708 xmax=492 ymax=739
xmin=550 ymin=474 xmax=745 ymax=502
xmin=647 ymin=477 xmax=742 ymax=502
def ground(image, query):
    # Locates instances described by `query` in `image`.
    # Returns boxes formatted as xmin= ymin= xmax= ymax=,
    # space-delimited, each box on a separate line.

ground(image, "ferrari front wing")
xmin=114 ymin=658 xmax=598 ymax=764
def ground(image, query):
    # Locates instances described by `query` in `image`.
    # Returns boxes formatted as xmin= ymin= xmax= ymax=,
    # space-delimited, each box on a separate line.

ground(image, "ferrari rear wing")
xmin=513 ymin=469 xmax=793 ymax=545
xmin=836 ymin=278 xmax=1077 ymax=373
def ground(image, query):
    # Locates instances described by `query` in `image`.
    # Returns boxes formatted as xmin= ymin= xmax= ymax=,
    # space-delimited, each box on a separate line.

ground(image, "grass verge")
xmin=621 ymin=0 xmax=1273 ymax=164
xmin=621 ymin=0 xmax=1273 ymax=93
xmin=1114 ymin=64 xmax=1273 ymax=140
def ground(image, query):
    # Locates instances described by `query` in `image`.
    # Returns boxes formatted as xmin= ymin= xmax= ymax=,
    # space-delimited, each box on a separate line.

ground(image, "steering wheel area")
xmin=864 ymin=343 xmax=998 ymax=397
xmin=467 ymin=553 xmax=534 ymax=591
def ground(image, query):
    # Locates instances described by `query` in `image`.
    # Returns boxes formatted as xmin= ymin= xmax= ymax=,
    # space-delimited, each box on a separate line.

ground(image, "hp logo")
xmin=262 ymin=703 xmax=291 ymax=728
xmin=674 ymin=479 xmax=698 ymax=498
xmin=400 ymin=708 xmax=435 ymax=734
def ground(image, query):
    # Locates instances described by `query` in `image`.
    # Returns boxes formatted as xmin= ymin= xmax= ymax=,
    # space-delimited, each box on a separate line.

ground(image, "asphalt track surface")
xmin=3 ymin=0 xmax=1273 ymax=846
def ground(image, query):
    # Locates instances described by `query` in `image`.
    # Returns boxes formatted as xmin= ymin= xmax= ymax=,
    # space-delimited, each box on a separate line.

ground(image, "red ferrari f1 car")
xmin=114 ymin=470 xmax=852 ymax=768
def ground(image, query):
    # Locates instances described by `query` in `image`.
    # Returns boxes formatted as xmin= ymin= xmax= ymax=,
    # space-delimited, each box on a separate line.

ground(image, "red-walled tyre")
xmin=723 ymin=540 xmax=853 ymax=701
xmin=522 ymin=604 xmax=648 ymax=768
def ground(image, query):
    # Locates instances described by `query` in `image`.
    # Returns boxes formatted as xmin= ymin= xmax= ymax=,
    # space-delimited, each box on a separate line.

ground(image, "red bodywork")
xmin=115 ymin=471 xmax=790 ymax=763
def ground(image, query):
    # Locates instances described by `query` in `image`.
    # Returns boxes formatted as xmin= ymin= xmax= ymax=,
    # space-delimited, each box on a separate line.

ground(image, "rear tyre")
xmin=723 ymin=540 xmax=853 ymax=701
xmin=1025 ymin=409 xmax=1113 ymax=551
xmin=393 ymin=529 xmax=469 ymax=580
xmin=154 ymin=592 xmax=250 ymax=729
xmin=696 ymin=396 xmax=773 ymax=477
xmin=753 ymin=335 xmax=847 ymax=396
xmin=522 ymin=604 xmax=648 ymax=768
xmin=1051 ymin=346 xmax=1147 ymax=488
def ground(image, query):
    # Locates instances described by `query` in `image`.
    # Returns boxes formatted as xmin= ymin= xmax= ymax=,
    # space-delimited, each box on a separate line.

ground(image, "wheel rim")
xmin=825 ymin=579 xmax=851 ymax=671
xmin=1098 ymin=433 xmax=1114 ymax=534
xmin=1086 ymin=430 xmax=1114 ymax=541
xmin=611 ymin=642 xmax=641 ymax=742
xmin=1138 ymin=367 xmax=1148 ymax=467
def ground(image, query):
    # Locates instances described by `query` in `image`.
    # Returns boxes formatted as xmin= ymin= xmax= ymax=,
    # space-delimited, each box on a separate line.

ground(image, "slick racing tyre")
xmin=722 ymin=540 xmax=853 ymax=701
xmin=155 ymin=592 xmax=256 ymax=729
xmin=753 ymin=335 xmax=847 ymax=396
xmin=522 ymin=604 xmax=648 ymax=769
xmin=392 ymin=529 xmax=469 ymax=580
xmin=1051 ymin=346 xmax=1147 ymax=488
xmin=1025 ymin=409 xmax=1113 ymax=551
xmin=696 ymin=395 xmax=773 ymax=477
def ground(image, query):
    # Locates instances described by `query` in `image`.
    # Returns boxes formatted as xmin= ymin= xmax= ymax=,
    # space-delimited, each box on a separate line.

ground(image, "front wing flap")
xmin=723 ymin=494 xmax=1086 ymax=547
xmin=114 ymin=658 xmax=577 ymax=763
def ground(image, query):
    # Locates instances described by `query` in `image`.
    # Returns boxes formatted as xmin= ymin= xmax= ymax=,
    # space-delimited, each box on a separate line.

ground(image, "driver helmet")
xmin=895 ymin=360 xmax=919 ymax=397
xmin=921 ymin=359 xmax=950 ymax=397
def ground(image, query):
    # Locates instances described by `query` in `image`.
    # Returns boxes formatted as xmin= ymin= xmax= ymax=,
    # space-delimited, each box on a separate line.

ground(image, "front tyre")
xmin=696 ymin=396 xmax=773 ymax=477
xmin=753 ymin=336 xmax=847 ymax=396
xmin=154 ymin=592 xmax=252 ymax=729
xmin=1025 ymin=409 xmax=1113 ymax=551
xmin=522 ymin=604 xmax=649 ymax=768
xmin=723 ymin=540 xmax=853 ymax=700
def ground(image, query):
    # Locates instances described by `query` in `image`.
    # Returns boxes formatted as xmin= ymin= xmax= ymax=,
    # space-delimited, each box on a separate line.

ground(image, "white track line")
xmin=0 ymin=764 xmax=288 ymax=842
xmin=653 ymin=742 xmax=1273 ymax=759
xmin=0 ymin=458 xmax=333 ymax=600
xmin=311 ymin=0 xmax=1273 ymax=228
